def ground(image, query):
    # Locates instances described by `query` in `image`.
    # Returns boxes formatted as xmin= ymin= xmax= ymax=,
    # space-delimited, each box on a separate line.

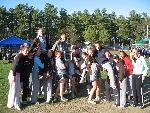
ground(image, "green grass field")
xmin=0 ymin=51 xmax=150 ymax=113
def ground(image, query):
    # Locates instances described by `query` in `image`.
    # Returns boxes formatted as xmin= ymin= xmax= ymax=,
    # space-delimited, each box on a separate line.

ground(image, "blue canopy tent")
xmin=0 ymin=35 xmax=32 ymax=47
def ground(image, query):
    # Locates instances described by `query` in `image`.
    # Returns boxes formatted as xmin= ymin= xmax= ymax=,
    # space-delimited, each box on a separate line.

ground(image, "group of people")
xmin=138 ymin=47 xmax=150 ymax=58
xmin=6 ymin=28 xmax=149 ymax=111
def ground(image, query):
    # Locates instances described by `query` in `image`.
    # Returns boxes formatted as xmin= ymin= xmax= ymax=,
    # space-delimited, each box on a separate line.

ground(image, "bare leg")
xmin=88 ymin=80 xmax=97 ymax=101
xmin=60 ymin=79 xmax=65 ymax=98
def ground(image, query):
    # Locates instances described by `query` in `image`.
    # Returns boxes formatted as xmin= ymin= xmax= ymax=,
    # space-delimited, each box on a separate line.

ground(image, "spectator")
xmin=7 ymin=43 xmax=29 ymax=110
xmin=31 ymin=47 xmax=44 ymax=104
xmin=113 ymin=54 xmax=127 ymax=109
xmin=119 ymin=51 xmax=133 ymax=104
xmin=131 ymin=48 xmax=149 ymax=109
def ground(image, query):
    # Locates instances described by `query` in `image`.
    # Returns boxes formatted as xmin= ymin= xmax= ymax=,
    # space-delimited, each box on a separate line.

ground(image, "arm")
xmin=118 ymin=61 xmax=126 ymax=82
xmin=125 ymin=57 xmax=133 ymax=75
xmin=36 ymin=57 xmax=44 ymax=69
xmin=91 ymin=63 xmax=98 ymax=77
xmin=74 ymin=57 xmax=80 ymax=67
xmin=141 ymin=57 xmax=149 ymax=77
xmin=56 ymin=58 xmax=66 ymax=69
xmin=12 ymin=54 xmax=22 ymax=76
xmin=52 ymin=40 xmax=60 ymax=51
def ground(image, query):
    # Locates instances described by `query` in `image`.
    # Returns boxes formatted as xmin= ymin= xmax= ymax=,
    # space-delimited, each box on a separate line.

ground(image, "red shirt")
xmin=123 ymin=56 xmax=133 ymax=76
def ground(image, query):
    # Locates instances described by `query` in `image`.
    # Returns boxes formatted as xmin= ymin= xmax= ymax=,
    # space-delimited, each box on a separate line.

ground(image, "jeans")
xmin=126 ymin=75 xmax=133 ymax=96
xmin=132 ymin=74 xmax=143 ymax=106
xmin=46 ymin=79 xmax=52 ymax=102
xmin=120 ymin=78 xmax=127 ymax=107
xmin=31 ymin=71 xmax=40 ymax=103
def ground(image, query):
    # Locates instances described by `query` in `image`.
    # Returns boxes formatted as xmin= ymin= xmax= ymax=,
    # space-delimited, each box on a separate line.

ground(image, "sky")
xmin=0 ymin=0 xmax=150 ymax=17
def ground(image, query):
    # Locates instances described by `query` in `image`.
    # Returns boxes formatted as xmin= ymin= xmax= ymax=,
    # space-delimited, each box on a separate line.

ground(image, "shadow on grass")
xmin=143 ymin=77 xmax=150 ymax=108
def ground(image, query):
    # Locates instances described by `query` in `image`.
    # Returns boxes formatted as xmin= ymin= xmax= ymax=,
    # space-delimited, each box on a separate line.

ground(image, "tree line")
xmin=0 ymin=3 xmax=150 ymax=46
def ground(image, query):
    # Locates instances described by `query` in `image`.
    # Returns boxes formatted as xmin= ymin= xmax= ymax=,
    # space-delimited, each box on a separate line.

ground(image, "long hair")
xmin=30 ymin=38 xmax=40 ymax=52
xmin=119 ymin=50 xmax=128 ymax=57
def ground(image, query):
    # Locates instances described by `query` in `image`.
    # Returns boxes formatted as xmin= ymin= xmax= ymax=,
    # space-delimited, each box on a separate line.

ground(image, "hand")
xmin=119 ymin=81 xmax=121 ymax=84
xmin=116 ymin=66 xmax=119 ymax=71
xmin=13 ymin=76 xmax=16 ymax=82
xmin=103 ymin=68 xmax=106 ymax=71
xmin=39 ymin=74 xmax=43 ymax=79
xmin=142 ymin=76 xmax=145 ymax=81
xmin=65 ymin=62 xmax=68 ymax=67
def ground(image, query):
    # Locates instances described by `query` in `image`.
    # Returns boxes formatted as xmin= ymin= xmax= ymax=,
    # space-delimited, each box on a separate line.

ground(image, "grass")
xmin=0 ymin=60 xmax=13 ymax=112
xmin=0 ymin=51 xmax=150 ymax=113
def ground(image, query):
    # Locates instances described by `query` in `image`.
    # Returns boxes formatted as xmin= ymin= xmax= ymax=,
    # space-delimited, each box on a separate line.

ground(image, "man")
xmin=52 ymin=32 xmax=70 ymax=92
xmin=94 ymin=41 xmax=116 ymax=89
xmin=52 ymin=32 xmax=70 ymax=60
xmin=131 ymin=48 xmax=149 ymax=109
xmin=36 ymin=28 xmax=50 ymax=101
xmin=36 ymin=28 xmax=50 ymax=52
xmin=94 ymin=41 xmax=118 ymax=104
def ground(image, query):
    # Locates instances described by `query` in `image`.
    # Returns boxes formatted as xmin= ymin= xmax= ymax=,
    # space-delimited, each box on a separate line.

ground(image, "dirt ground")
xmin=6 ymin=78 xmax=150 ymax=113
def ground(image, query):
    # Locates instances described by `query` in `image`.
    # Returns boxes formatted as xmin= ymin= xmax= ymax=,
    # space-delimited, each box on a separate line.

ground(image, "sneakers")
xmin=88 ymin=100 xmax=96 ymax=105
xmin=53 ymin=96 xmax=59 ymax=102
xmin=71 ymin=93 xmax=76 ymax=99
xmin=45 ymin=98 xmax=52 ymax=104
xmin=15 ymin=106 xmax=21 ymax=111
xmin=7 ymin=105 xmax=21 ymax=111
xmin=93 ymin=97 xmax=100 ymax=102
xmin=7 ymin=104 xmax=13 ymax=109
xmin=61 ymin=97 xmax=68 ymax=102
xmin=31 ymin=101 xmax=39 ymax=105
xmin=118 ymin=106 xmax=125 ymax=110
xmin=45 ymin=101 xmax=50 ymax=104
xmin=22 ymin=101 xmax=28 ymax=105
xmin=113 ymin=104 xmax=119 ymax=107
xmin=102 ymin=99 xmax=107 ymax=102
xmin=138 ymin=105 xmax=144 ymax=109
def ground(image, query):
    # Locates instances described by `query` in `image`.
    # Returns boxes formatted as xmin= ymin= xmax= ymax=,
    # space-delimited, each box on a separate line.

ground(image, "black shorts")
xmin=56 ymin=74 xmax=67 ymax=81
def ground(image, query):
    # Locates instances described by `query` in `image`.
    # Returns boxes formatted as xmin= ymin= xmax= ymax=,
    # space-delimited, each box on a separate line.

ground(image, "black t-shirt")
xmin=21 ymin=56 xmax=33 ymax=76
xmin=46 ymin=57 xmax=54 ymax=75
xmin=12 ymin=53 xmax=24 ymax=76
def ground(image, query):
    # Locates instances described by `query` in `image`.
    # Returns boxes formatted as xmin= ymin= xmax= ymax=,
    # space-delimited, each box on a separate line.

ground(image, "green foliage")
xmin=84 ymin=24 xmax=110 ymax=44
xmin=0 ymin=4 xmax=150 ymax=46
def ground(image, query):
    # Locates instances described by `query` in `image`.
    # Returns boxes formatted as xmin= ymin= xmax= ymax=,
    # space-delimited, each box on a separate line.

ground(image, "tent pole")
xmin=147 ymin=25 xmax=148 ymax=38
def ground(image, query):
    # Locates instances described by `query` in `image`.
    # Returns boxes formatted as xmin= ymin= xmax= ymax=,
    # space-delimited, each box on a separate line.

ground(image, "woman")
xmin=113 ymin=54 xmax=127 ymax=109
xmin=119 ymin=51 xmax=133 ymax=104
xmin=31 ymin=47 xmax=44 ymax=104
xmin=7 ymin=43 xmax=29 ymax=110
xmin=45 ymin=49 xmax=54 ymax=103
xmin=55 ymin=50 xmax=68 ymax=102
xmin=69 ymin=47 xmax=81 ymax=98
xmin=87 ymin=48 xmax=101 ymax=104
xmin=105 ymin=51 xmax=119 ymax=106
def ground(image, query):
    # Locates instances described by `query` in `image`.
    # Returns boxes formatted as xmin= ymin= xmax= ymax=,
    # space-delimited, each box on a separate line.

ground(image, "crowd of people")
xmin=6 ymin=28 xmax=149 ymax=111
